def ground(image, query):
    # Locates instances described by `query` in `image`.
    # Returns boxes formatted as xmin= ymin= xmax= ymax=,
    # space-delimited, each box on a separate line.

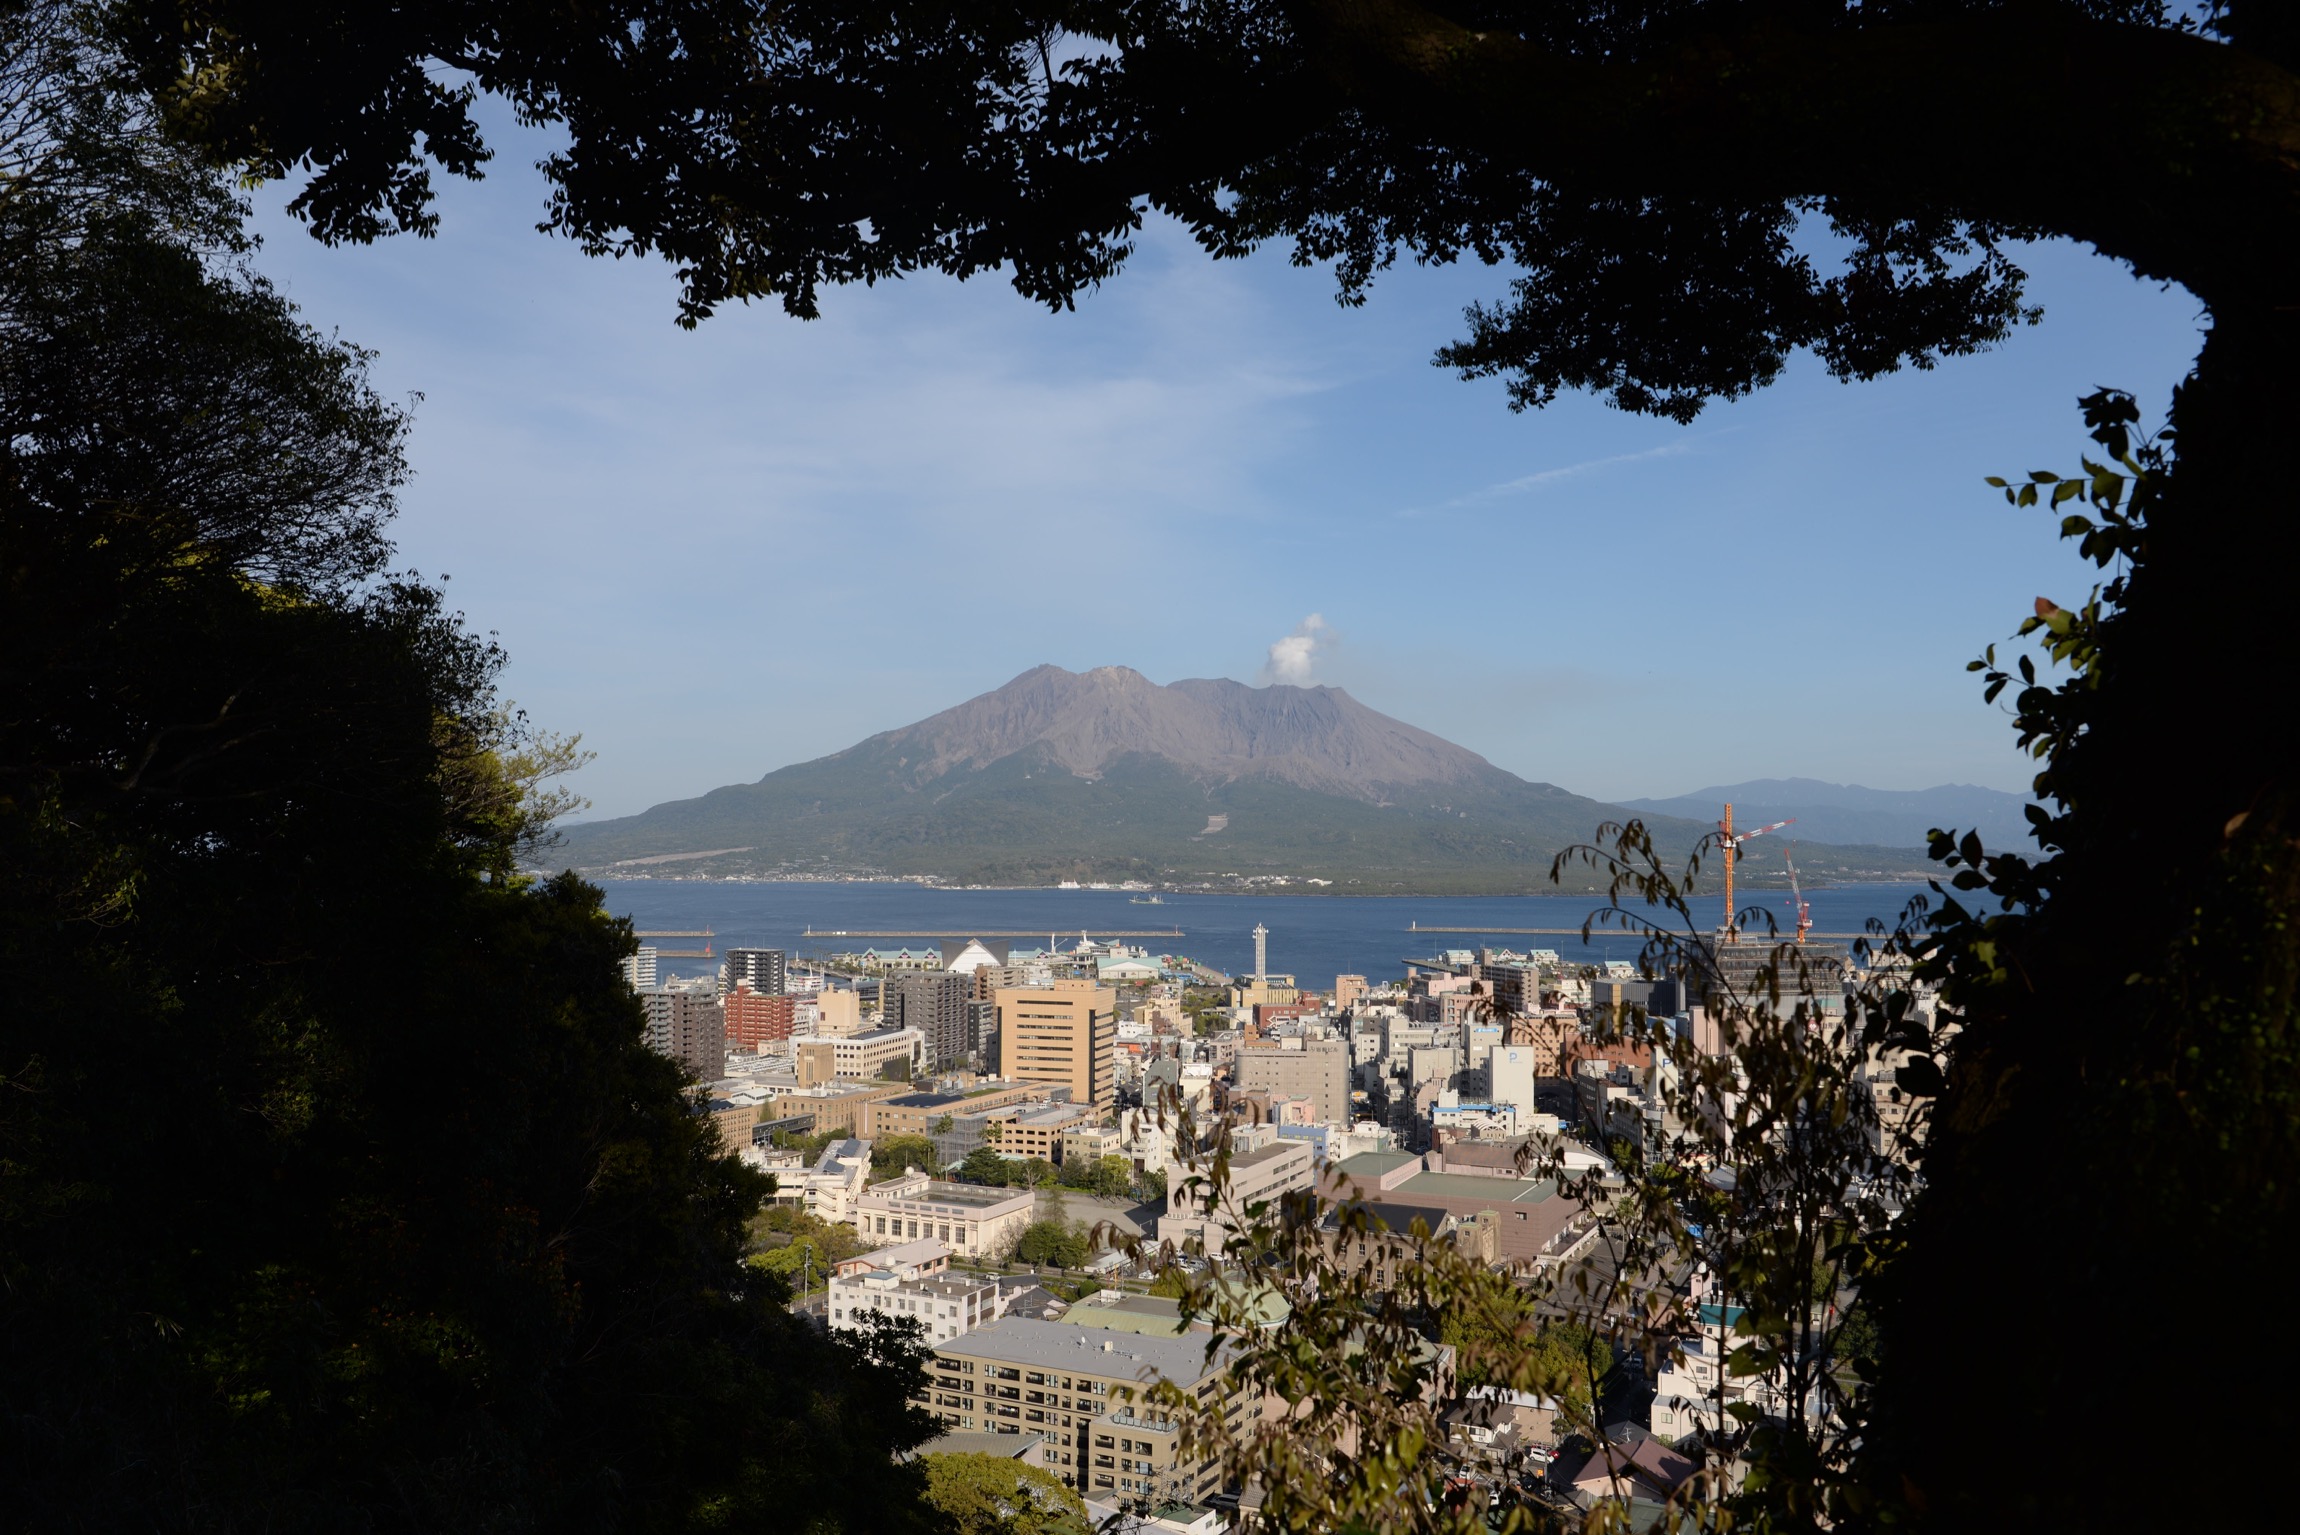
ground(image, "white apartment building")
xmin=853 ymin=1172 xmax=1035 ymax=1259
xmin=1649 ymin=1302 xmax=1793 ymax=1443
xmin=767 ymin=1137 xmax=877 ymax=1225
xmin=829 ymin=1244 xmax=1006 ymax=1344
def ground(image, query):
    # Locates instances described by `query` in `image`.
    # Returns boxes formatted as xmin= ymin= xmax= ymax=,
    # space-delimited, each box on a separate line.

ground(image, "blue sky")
xmin=243 ymin=118 xmax=2206 ymax=821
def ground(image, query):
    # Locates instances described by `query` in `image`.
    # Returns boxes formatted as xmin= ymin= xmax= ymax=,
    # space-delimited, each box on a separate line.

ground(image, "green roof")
xmin=1335 ymin=1151 xmax=1418 ymax=1179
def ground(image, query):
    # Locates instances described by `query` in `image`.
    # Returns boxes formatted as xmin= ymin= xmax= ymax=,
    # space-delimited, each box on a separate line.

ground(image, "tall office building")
xmin=994 ymin=980 xmax=1117 ymax=1114
xmin=887 ymin=971 xmax=976 ymax=1071
xmin=641 ymin=977 xmax=724 ymax=1079
xmin=723 ymin=947 xmax=787 ymax=996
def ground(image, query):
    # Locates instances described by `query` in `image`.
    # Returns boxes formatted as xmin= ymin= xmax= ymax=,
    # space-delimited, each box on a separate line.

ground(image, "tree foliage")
xmin=0 ymin=20 xmax=940 ymax=1530
xmin=921 ymin=1451 xmax=1092 ymax=1535
xmin=873 ymin=1133 xmax=939 ymax=1179
xmin=1015 ymin=1219 xmax=1090 ymax=1269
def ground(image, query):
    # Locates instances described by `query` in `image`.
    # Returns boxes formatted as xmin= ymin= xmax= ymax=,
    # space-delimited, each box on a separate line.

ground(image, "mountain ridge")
xmin=555 ymin=668 xmax=1934 ymax=892
xmin=1618 ymin=777 xmax=2035 ymax=851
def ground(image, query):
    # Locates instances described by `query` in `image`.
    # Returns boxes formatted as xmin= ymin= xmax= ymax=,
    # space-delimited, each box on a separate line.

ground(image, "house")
xmin=1553 ymin=1421 xmax=1697 ymax=1509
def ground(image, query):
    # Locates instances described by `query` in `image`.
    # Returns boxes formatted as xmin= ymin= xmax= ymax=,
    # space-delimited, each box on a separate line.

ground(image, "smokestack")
xmin=1253 ymin=924 xmax=1268 ymax=984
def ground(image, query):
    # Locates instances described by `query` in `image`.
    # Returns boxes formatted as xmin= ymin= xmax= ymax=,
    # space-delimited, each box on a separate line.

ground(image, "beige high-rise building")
xmin=1235 ymin=1038 xmax=1352 ymax=1127
xmin=1333 ymin=974 xmax=1369 ymax=1013
xmin=994 ymin=979 xmax=1116 ymax=1114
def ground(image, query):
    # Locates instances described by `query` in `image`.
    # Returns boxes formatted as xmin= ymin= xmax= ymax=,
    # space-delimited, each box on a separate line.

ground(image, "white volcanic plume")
xmin=1263 ymin=613 xmax=1334 ymax=685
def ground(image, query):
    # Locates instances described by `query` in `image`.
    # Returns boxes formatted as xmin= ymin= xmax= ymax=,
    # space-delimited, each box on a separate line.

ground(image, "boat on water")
xmin=1129 ymin=894 xmax=1165 ymax=905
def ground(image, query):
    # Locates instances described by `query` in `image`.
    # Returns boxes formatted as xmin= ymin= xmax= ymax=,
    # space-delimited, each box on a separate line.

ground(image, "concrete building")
xmin=830 ymin=1243 xmax=1006 ymax=1345
xmin=767 ymin=1137 xmax=877 ymax=1224
xmin=887 ymin=970 xmax=980 ymax=1072
xmin=989 ymin=1101 xmax=1102 ymax=1165
xmin=860 ymin=1081 xmax=1053 ymax=1142
xmin=793 ymin=1025 xmax=924 ymax=1083
xmin=996 ymin=980 xmax=1118 ymax=1114
xmin=1156 ymin=1137 xmax=1317 ymax=1258
xmin=808 ymin=988 xmax=865 ymax=1039
xmin=854 ymin=1172 xmax=1036 ymax=1259
xmin=723 ymin=979 xmax=797 ymax=1052
xmin=724 ymin=947 xmax=787 ymax=996
xmin=759 ymin=1081 xmax=910 ymax=1138
xmin=1488 ymin=1044 xmax=1543 ymax=1120
xmin=916 ymin=1317 xmax=1246 ymax=1503
xmin=1235 ymin=1038 xmax=1351 ymax=1127
xmin=640 ymin=977 xmax=723 ymax=1079
xmin=1333 ymin=974 xmax=1369 ymax=1012
xmin=1326 ymin=1149 xmax=1586 ymax=1266
xmin=620 ymin=946 xmax=658 ymax=990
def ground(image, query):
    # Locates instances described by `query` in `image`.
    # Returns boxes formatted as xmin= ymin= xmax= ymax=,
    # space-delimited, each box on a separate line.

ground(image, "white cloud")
xmin=1263 ymin=613 xmax=1336 ymax=685
xmin=1396 ymin=439 xmax=1701 ymax=518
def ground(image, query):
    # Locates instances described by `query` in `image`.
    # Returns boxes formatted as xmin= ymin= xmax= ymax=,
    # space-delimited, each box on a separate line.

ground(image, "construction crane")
xmin=1718 ymin=803 xmax=1793 ymax=942
xmin=1784 ymin=849 xmax=1812 ymax=946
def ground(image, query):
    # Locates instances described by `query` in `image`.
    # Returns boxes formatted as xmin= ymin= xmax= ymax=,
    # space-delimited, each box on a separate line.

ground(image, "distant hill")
xmin=1617 ymin=777 xmax=2036 ymax=851
xmin=554 ymin=667 xmax=1932 ymax=893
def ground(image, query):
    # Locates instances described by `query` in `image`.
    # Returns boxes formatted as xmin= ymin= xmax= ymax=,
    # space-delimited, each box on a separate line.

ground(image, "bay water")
xmin=592 ymin=878 xmax=1946 ymax=988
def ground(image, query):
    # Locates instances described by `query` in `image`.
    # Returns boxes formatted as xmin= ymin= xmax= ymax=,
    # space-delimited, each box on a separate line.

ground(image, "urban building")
xmin=859 ymin=1081 xmax=1053 ymax=1141
xmin=888 ymin=971 xmax=979 ymax=1071
xmin=1488 ymin=1044 xmax=1543 ymax=1119
xmin=767 ymin=1137 xmax=877 ymax=1224
xmin=988 ymin=1102 xmax=1102 ymax=1165
xmin=759 ymin=1081 xmax=910 ymax=1138
xmin=810 ymin=988 xmax=865 ymax=1038
xmin=1333 ymin=974 xmax=1370 ymax=1012
xmin=620 ymin=946 xmax=659 ymax=990
xmin=723 ymin=979 xmax=797 ymax=1051
xmin=854 ymin=1172 xmax=1036 ymax=1258
xmin=1325 ymin=1149 xmax=1586 ymax=1266
xmin=1156 ymin=1137 xmax=1317 ymax=1258
xmin=640 ymin=977 xmax=723 ymax=1079
xmin=995 ymin=980 xmax=1118 ymax=1114
xmin=1235 ymin=1038 xmax=1351 ymax=1127
xmin=830 ymin=1242 xmax=1006 ymax=1345
xmin=916 ymin=1317 xmax=1246 ymax=1503
xmin=724 ymin=947 xmax=787 ymax=996
xmin=966 ymin=998 xmax=998 ymax=1064
xmin=792 ymin=1025 xmax=924 ymax=1082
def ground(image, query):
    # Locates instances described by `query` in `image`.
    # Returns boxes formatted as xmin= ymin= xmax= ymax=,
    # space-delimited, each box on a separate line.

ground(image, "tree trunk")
xmin=1869 ymin=303 xmax=2300 ymax=1531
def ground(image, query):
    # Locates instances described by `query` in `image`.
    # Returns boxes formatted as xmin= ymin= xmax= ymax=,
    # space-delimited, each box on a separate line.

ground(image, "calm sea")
xmin=590 ymin=879 xmax=1946 ymax=987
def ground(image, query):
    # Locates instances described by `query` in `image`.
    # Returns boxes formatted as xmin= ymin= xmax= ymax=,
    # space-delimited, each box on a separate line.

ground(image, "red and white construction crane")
xmin=1718 ymin=803 xmax=1794 ymax=942
xmin=1784 ymin=849 xmax=1812 ymax=946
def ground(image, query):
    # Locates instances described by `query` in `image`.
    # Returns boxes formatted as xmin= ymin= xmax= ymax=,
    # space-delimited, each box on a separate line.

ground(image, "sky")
xmin=241 ymin=114 xmax=2207 ymax=822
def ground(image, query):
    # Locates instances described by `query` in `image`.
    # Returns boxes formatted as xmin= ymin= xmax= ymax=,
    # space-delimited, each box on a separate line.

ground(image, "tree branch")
xmin=1303 ymin=2 xmax=2300 ymax=307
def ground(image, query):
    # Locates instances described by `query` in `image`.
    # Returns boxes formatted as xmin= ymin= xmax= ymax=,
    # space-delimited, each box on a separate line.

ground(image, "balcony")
xmin=1104 ymin=1412 xmax=1176 ymax=1436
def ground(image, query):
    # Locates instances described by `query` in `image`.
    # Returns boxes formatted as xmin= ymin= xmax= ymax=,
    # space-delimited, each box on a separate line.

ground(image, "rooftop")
xmin=1061 ymin=1293 xmax=1190 ymax=1337
xmin=1335 ymin=1150 xmax=1419 ymax=1179
xmin=864 ymin=1178 xmax=1035 ymax=1211
xmin=935 ymin=1316 xmax=1231 ymax=1387
xmin=1398 ymin=1170 xmax=1559 ymax=1204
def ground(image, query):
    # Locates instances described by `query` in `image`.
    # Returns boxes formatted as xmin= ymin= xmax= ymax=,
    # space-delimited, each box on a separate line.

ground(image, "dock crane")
xmin=1784 ymin=849 xmax=1812 ymax=946
xmin=1719 ymin=803 xmax=1793 ymax=942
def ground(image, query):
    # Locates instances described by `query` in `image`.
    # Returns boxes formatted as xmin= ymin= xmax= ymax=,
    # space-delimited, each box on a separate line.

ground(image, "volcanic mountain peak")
xmin=846 ymin=663 xmax=1496 ymax=800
